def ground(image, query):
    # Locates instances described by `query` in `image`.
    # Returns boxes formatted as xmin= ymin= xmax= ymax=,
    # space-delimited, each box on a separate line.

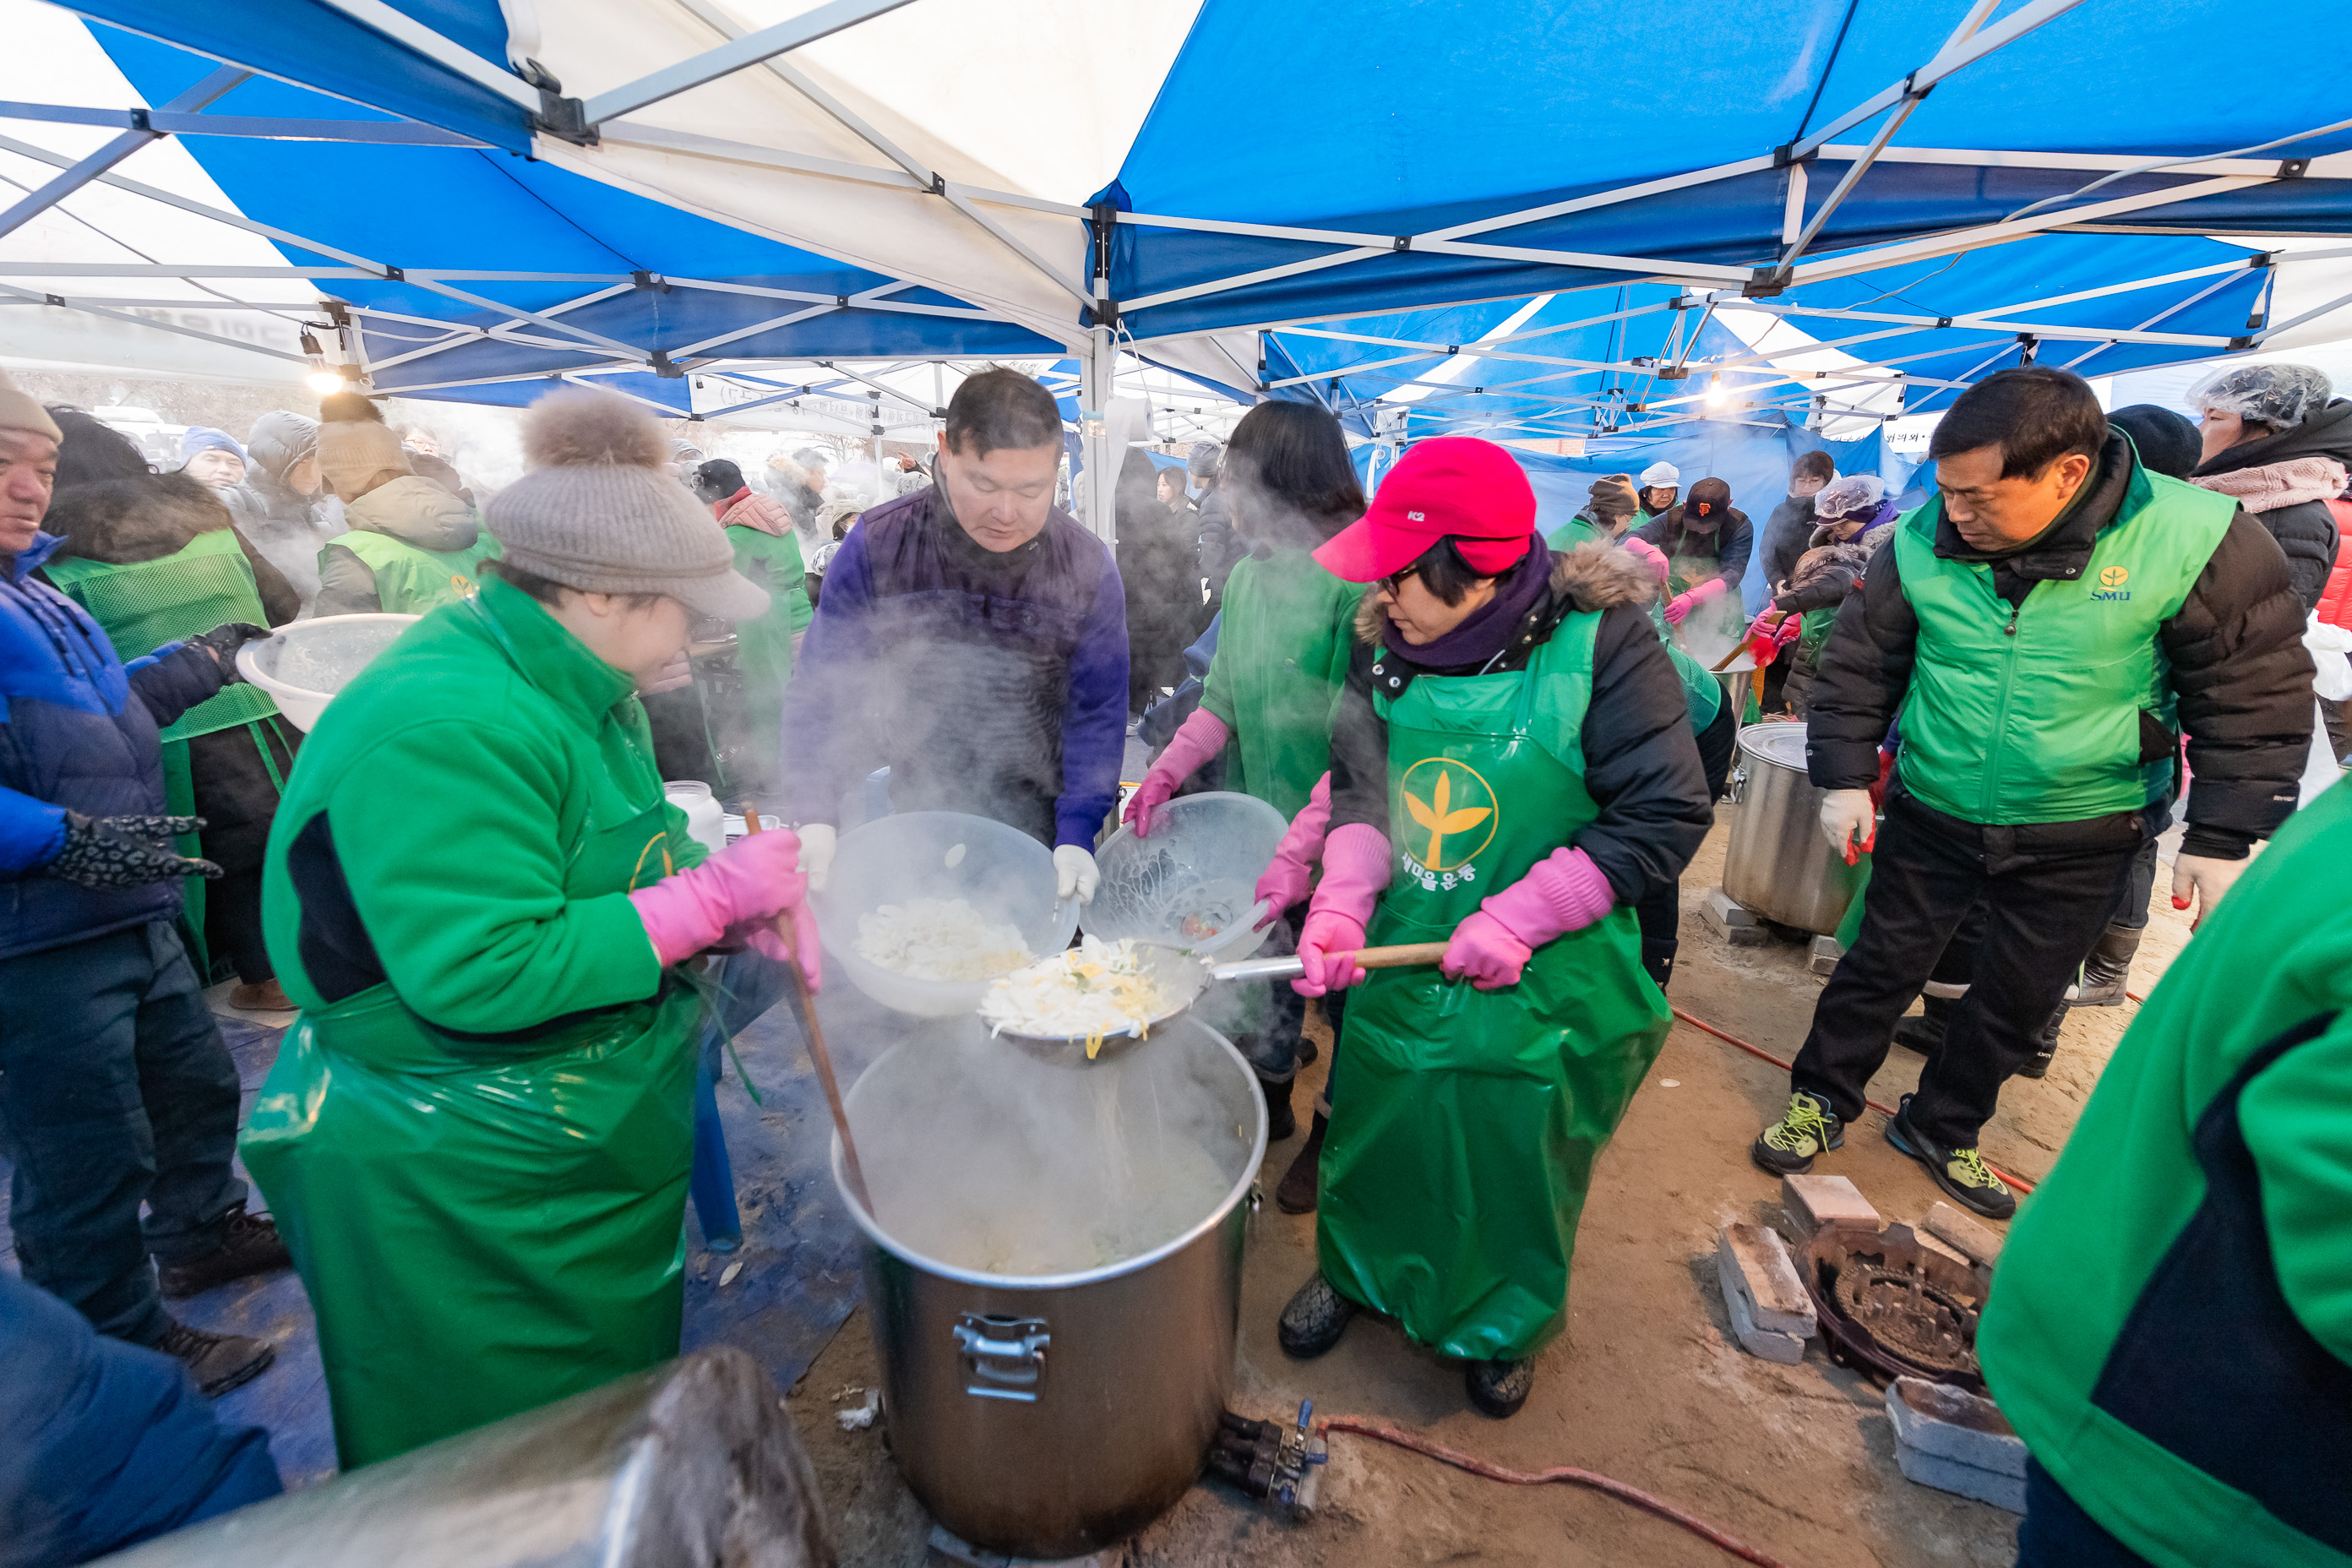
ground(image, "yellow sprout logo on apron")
xmin=1398 ymin=756 xmax=1499 ymax=887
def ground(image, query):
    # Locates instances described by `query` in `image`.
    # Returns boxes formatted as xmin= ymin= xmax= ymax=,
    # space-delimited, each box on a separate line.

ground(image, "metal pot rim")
xmin=828 ymin=1026 xmax=1270 ymax=1290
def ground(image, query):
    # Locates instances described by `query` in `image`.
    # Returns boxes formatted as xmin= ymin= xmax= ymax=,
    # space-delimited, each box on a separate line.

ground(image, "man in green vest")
xmin=1978 ymin=773 xmax=2352 ymax=1567
xmin=313 ymin=403 xmax=493 ymax=617
xmin=1751 ymin=367 xmax=2314 ymax=1218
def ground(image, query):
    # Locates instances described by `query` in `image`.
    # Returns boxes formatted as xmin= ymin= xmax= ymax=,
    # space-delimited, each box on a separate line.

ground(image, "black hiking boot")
xmin=1277 ymin=1273 xmax=1358 ymax=1359
xmin=1885 ymin=1094 xmax=2016 ymax=1221
xmin=1892 ymin=994 xmax=1952 ymax=1056
xmin=1276 ymin=1112 xmax=1328 ymax=1214
xmin=155 ymin=1319 xmax=276 ymax=1396
xmin=158 ymin=1205 xmax=291 ymax=1298
xmin=1464 ymin=1358 xmax=1535 ymax=1418
xmin=1750 ymin=1091 xmax=1843 ymax=1176
xmin=1257 ymin=1072 xmax=1297 ymax=1142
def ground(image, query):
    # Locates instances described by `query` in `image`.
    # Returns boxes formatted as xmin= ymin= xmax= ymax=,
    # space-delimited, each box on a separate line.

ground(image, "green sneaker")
xmin=1886 ymin=1094 xmax=2017 ymax=1221
xmin=1750 ymin=1091 xmax=1844 ymax=1176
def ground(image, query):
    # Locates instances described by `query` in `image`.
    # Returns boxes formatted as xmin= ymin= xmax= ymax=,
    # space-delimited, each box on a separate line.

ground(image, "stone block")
xmin=1886 ymin=1377 xmax=2025 ymax=1478
xmin=1922 ymin=1200 xmax=2006 ymax=1266
xmin=1808 ymin=934 xmax=1844 ymax=974
xmin=1782 ymin=1173 xmax=1881 ymax=1237
xmin=1720 ymin=1264 xmax=1805 ymax=1364
xmin=1701 ymin=887 xmax=1769 ymax=945
xmin=1715 ymin=1222 xmax=1816 ymax=1338
xmin=1892 ymin=1444 xmax=2027 ymax=1513
xmin=929 ymin=1525 xmax=1125 ymax=1568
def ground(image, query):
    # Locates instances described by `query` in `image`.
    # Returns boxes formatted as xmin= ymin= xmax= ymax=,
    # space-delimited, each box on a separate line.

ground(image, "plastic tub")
xmin=235 ymin=613 xmax=419 ymax=732
xmin=1082 ymin=791 xmax=1288 ymax=964
xmin=813 ymin=811 xmax=1076 ymax=1018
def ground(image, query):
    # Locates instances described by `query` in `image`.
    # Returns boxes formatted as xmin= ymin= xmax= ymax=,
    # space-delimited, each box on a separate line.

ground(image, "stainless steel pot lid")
xmin=1738 ymin=721 xmax=1813 ymax=770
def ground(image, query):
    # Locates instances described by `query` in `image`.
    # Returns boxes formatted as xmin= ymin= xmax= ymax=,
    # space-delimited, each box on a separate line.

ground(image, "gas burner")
xmin=1802 ymin=1226 xmax=1989 ymax=1391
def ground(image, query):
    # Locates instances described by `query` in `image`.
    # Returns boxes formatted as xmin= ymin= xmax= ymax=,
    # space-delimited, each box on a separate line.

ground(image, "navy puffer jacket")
xmin=2 ymin=531 xmax=226 ymax=959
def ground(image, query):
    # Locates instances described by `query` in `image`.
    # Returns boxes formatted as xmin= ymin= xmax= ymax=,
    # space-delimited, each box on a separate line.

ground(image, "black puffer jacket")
xmin=1328 ymin=542 xmax=1712 ymax=907
xmin=2188 ymin=398 xmax=2352 ymax=612
xmin=1807 ymin=431 xmax=2313 ymax=858
xmin=1630 ymin=503 xmax=1754 ymax=591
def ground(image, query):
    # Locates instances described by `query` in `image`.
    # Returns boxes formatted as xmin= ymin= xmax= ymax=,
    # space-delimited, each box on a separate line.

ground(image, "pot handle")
xmin=955 ymin=1313 xmax=1050 ymax=1402
xmin=1725 ymin=762 xmax=1748 ymax=805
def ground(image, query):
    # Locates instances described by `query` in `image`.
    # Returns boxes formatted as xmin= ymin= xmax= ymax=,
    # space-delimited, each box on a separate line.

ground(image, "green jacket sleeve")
xmin=323 ymin=718 xmax=665 ymax=1035
xmin=2240 ymin=999 xmax=2352 ymax=1366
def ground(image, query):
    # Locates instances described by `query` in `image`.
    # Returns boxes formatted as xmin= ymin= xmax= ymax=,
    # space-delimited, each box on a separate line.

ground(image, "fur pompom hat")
xmin=487 ymin=389 xmax=768 ymax=622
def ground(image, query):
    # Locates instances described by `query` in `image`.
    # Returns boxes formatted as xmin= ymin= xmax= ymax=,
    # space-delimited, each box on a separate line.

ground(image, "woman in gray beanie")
xmin=239 ymin=388 xmax=821 ymax=1467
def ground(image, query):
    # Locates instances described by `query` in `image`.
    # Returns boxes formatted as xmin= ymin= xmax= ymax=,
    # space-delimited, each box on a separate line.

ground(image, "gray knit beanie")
xmin=488 ymin=389 xmax=767 ymax=622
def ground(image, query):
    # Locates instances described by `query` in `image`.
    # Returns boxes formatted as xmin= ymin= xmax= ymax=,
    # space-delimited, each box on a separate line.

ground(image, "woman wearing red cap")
xmin=1275 ymin=436 xmax=1712 ymax=1418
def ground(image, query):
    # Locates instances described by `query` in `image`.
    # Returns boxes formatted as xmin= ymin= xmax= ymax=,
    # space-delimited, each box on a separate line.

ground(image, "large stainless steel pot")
xmin=832 ymin=1015 xmax=1266 ymax=1559
xmin=1723 ymin=721 xmax=1870 ymax=935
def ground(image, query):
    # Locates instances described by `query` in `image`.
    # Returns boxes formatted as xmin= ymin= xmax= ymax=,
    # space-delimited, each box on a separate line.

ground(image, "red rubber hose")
xmin=1320 ymin=1416 xmax=1803 ymax=1568
xmin=1669 ymin=1005 xmax=2039 ymax=1195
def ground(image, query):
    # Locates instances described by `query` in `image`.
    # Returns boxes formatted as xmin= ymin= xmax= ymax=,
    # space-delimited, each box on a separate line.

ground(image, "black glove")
xmin=188 ymin=622 xmax=271 ymax=683
xmin=43 ymin=812 xmax=222 ymax=889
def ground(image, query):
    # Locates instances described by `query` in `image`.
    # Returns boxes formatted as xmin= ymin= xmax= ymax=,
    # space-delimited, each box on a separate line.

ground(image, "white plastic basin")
xmin=235 ymin=613 xmax=420 ymax=732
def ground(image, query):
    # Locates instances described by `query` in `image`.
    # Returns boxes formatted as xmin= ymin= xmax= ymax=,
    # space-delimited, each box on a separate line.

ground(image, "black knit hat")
xmin=2107 ymin=404 xmax=2200 ymax=480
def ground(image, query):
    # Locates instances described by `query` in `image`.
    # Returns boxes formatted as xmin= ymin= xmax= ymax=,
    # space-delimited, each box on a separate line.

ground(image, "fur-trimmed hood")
xmin=1353 ymin=539 xmax=1660 ymax=644
xmin=43 ymin=472 xmax=234 ymax=566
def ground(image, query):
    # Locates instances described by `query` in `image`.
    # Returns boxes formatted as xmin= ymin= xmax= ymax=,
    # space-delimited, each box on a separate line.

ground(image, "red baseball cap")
xmin=1313 ymin=436 xmax=1538 ymax=584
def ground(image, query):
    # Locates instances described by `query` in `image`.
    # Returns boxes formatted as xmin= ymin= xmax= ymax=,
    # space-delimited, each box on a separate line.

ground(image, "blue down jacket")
xmin=2 ymin=531 xmax=225 ymax=960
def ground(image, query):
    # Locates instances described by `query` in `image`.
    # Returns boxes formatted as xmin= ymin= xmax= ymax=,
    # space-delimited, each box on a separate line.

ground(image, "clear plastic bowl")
xmin=814 ymin=811 xmax=1077 ymax=1018
xmin=1082 ymin=790 xmax=1289 ymax=963
xmin=235 ymin=613 xmax=419 ymax=732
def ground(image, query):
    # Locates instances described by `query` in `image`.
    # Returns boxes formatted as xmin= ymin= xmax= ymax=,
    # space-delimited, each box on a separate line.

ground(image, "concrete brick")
xmin=1886 ymin=1378 xmax=2025 ymax=1478
xmin=930 ymin=1525 xmax=1125 ymax=1567
xmin=1914 ymin=1228 xmax=1971 ymax=1270
xmin=1715 ymin=1222 xmax=1816 ymax=1338
xmin=1701 ymin=887 xmax=1770 ymax=945
xmin=1922 ymin=1200 xmax=2006 ymax=1266
xmin=1782 ymin=1173 xmax=1881 ymax=1237
xmin=1808 ymin=934 xmax=1845 ymax=974
xmin=1720 ymin=1266 xmax=1805 ymax=1364
xmin=1892 ymin=1443 xmax=2027 ymax=1513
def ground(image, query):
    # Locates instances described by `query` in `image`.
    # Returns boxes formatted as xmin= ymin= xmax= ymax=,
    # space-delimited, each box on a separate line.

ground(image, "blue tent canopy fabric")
xmin=24 ymin=0 xmax=2352 ymax=439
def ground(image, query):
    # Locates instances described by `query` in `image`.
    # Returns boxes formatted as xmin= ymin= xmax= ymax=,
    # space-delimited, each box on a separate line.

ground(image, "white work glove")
xmin=796 ymin=822 xmax=836 ymax=894
xmin=2170 ymin=852 xmax=2247 ymax=930
xmin=1818 ymin=788 xmax=1876 ymax=865
xmin=1054 ymin=844 xmax=1100 ymax=904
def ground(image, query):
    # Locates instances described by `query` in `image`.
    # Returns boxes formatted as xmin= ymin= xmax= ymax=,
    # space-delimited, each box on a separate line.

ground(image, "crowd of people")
xmin=1 ymin=352 xmax=2346 ymax=1567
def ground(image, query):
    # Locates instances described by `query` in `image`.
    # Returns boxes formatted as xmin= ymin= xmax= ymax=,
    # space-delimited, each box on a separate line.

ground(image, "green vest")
xmin=1979 ymin=776 xmax=2352 ymax=1568
xmin=43 ymin=529 xmax=278 ymax=740
xmin=1891 ymin=468 xmax=2233 ymax=824
xmin=1198 ymin=547 xmax=1360 ymax=819
xmin=1544 ymin=517 xmax=1721 ymax=731
xmin=334 ymin=527 xmax=495 ymax=615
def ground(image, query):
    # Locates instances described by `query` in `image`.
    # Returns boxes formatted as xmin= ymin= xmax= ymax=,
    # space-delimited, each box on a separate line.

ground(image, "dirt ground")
xmin=781 ymin=817 xmax=2201 ymax=1567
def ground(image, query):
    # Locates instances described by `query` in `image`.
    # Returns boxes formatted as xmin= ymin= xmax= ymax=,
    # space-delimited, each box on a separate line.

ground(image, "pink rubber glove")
xmin=1446 ymin=847 xmax=1617 ymax=990
xmin=1740 ymin=607 xmax=1801 ymax=663
xmin=1292 ymin=822 xmax=1391 ymax=997
xmin=1124 ymin=709 xmax=1232 ymax=838
xmin=1442 ymin=912 xmax=1532 ymax=990
xmin=1623 ymin=536 xmax=1670 ymax=583
xmin=1252 ymin=773 xmax=1331 ymax=927
xmin=1664 ymin=575 xmax=1729 ymax=627
xmin=629 ymin=830 xmax=821 ymax=990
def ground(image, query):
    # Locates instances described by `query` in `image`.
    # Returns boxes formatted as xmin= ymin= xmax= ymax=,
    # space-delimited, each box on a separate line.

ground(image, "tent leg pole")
xmin=1081 ymin=328 xmax=1118 ymax=544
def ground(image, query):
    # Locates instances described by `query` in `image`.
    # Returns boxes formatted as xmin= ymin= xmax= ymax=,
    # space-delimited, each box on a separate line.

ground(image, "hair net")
xmin=2190 ymin=362 xmax=2333 ymax=431
xmin=1814 ymin=473 xmax=1886 ymax=521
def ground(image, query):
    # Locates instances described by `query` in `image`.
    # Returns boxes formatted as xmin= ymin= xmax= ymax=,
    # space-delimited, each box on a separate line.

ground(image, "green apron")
xmin=1544 ymin=517 xmax=1721 ymax=732
xmin=240 ymin=596 xmax=705 ymax=1469
xmin=43 ymin=531 xmax=290 ymax=971
xmin=333 ymin=526 xmax=498 ymax=614
xmin=1317 ymin=614 xmax=1671 ymax=1361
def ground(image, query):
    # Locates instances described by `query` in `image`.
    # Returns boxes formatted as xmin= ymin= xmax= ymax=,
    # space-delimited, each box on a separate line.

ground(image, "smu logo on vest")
xmin=1398 ymin=757 xmax=1497 ymax=891
xmin=2092 ymin=564 xmax=2132 ymax=602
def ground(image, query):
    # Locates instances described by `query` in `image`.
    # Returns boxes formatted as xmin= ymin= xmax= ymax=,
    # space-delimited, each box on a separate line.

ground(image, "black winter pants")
xmin=1635 ymin=695 xmax=1740 ymax=990
xmin=0 ymin=922 xmax=246 ymax=1344
xmin=1789 ymin=792 xmax=2144 ymax=1149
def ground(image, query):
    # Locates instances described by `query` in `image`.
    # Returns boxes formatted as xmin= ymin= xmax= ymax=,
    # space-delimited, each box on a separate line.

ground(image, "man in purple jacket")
xmin=780 ymin=368 xmax=1127 ymax=903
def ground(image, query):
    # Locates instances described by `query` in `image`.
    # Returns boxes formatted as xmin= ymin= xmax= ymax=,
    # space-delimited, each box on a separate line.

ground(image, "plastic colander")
xmin=1082 ymin=791 xmax=1289 ymax=963
xmin=235 ymin=612 xmax=419 ymax=732
xmin=813 ymin=811 xmax=1078 ymax=1018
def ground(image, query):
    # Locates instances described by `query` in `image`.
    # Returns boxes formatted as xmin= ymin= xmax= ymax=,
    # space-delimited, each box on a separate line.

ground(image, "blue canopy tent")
xmin=6 ymin=0 xmax=2351 ymax=542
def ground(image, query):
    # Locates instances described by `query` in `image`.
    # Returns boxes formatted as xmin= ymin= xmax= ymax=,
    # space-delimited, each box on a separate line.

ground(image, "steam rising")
xmin=843 ymin=1015 xmax=1259 ymax=1277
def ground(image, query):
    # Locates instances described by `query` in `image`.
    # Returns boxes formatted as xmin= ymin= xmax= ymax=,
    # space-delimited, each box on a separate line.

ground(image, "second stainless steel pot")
xmin=1723 ymin=721 xmax=1870 ymax=935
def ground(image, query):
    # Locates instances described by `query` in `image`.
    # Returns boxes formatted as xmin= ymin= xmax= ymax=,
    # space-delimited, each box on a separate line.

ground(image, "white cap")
xmin=1638 ymin=461 xmax=1680 ymax=487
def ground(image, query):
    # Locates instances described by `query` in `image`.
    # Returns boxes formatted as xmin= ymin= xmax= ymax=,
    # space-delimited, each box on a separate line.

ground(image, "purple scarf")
xmin=1384 ymin=535 xmax=1553 ymax=668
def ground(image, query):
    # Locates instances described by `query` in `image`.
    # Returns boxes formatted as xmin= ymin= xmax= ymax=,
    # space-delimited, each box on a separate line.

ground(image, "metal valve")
xmin=1208 ymin=1400 xmax=1328 ymax=1516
